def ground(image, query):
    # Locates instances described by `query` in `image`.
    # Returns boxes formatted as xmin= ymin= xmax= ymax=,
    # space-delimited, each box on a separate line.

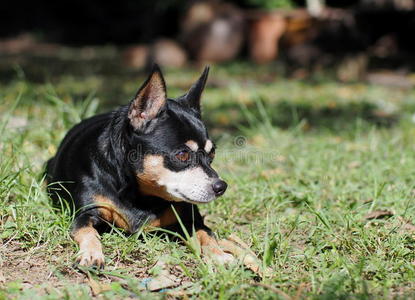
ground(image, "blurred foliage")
xmin=240 ymin=0 xmax=296 ymax=9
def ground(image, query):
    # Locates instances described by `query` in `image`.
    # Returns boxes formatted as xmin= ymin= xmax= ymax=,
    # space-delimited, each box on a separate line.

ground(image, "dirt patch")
xmin=0 ymin=241 xmax=84 ymax=288
xmin=0 ymin=240 xmax=197 ymax=297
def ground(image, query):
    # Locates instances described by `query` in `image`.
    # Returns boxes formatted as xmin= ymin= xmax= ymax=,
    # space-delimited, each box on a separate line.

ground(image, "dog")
xmin=46 ymin=65 xmax=234 ymax=268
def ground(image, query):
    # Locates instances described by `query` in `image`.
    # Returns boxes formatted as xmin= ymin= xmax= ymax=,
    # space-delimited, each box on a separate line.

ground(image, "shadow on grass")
xmin=204 ymin=99 xmax=399 ymax=135
xmin=0 ymin=55 xmax=400 ymax=135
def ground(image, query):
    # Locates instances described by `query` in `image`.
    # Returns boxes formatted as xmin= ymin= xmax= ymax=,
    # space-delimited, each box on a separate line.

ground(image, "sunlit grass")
xmin=1 ymin=64 xmax=415 ymax=299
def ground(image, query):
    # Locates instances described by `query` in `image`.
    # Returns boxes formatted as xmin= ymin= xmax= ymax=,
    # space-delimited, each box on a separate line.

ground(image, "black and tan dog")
xmin=46 ymin=65 xmax=233 ymax=268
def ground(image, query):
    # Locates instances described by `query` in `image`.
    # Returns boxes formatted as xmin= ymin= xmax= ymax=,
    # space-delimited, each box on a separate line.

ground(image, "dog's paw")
xmin=75 ymin=249 xmax=105 ymax=269
xmin=202 ymin=245 xmax=236 ymax=265
xmin=211 ymin=251 xmax=236 ymax=265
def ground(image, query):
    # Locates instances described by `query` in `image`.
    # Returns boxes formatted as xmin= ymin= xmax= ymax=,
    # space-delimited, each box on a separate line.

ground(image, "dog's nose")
xmin=212 ymin=180 xmax=227 ymax=196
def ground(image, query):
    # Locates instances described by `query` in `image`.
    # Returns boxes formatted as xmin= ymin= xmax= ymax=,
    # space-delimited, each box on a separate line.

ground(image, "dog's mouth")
xmin=176 ymin=191 xmax=216 ymax=204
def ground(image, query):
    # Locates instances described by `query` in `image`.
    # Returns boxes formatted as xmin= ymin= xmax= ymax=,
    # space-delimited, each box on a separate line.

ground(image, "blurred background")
xmin=3 ymin=2 xmax=415 ymax=296
xmin=1 ymin=0 xmax=415 ymax=134
xmin=2 ymin=0 xmax=415 ymax=72
xmin=2 ymin=0 xmax=415 ymax=78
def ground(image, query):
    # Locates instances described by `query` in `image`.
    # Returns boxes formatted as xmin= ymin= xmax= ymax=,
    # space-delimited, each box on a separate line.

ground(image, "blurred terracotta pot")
xmin=123 ymin=45 xmax=149 ymax=69
xmin=123 ymin=39 xmax=187 ymax=69
xmin=181 ymin=1 xmax=244 ymax=63
xmin=248 ymin=11 xmax=287 ymax=64
xmin=152 ymin=39 xmax=187 ymax=68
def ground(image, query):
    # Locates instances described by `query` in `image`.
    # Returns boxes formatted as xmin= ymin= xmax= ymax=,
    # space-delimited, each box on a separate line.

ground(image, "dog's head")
xmin=126 ymin=65 xmax=227 ymax=204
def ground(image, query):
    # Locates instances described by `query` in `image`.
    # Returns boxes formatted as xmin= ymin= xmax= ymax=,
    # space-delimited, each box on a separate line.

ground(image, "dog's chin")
xmin=169 ymin=191 xmax=218 ymax=204
xmin=181 ymin=197 xmax=216 ymax=205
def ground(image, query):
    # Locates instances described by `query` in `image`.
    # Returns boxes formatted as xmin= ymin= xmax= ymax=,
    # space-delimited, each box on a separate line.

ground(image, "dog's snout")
xmin=212 ymin=179 xmax=227 ymax=196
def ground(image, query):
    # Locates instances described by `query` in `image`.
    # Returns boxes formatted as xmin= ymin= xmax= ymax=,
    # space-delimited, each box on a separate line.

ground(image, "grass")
xmin=1 ymin=62 xmax=415 ymax=299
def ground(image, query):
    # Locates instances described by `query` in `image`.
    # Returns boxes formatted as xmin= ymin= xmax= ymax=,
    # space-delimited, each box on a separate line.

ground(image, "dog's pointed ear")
xmin=128 ymin=64 xmax=167 ymax=131
xmin=181 ymin=66 xmax=209 ymax=112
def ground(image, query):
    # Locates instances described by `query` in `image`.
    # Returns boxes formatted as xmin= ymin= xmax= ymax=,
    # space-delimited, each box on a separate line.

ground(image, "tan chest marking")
xmin=137 ymin=172 xmax=176 ymax=201
xmin=93 ymin=195 xmax=131 ymax=231
xmin=148 ymin=206 xmax=181 ymax=228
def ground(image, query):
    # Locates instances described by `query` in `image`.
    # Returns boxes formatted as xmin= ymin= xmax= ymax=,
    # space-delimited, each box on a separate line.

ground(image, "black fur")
xmin=46 ymin=65 xmax=224 ymax=240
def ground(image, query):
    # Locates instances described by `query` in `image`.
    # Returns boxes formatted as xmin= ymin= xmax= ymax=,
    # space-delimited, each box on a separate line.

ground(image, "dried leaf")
xmin=251 ymin=283 xmax=291 ymax=300
xmin=397 ymin=217 xmax=415 ymax=233
xmin=219 ymin=234 xmax=273 ymax=277
xmin=87 ymin=276 xmax=101 ymax=296
xmin=6 ymin=116 xmax=28 ymax=129
xmin=219 ymin=239 xmax=273 ymax=277
xmin=0 ymin=270 xmax=5 ymax=284
xmin=143 ymin=260 xmax=180 ymax=292
xmin=364 ymin=210 xmax=394 ymax=220
xmin=348 ymin=161 xmax=361 ymax=169
xmin=260 ymin=168 xmax=285 ymax=179
xmin=146 ymin=274 xmax=179 ymax=291
xmin=87 ymin=275 xmax=111 ymax=296
xmin=228 ymin=234 xmax=257 ymax=258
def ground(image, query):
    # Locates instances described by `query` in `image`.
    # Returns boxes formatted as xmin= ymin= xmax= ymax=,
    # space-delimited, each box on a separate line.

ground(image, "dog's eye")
xmin=176 ymin=151 xmax=190 ymax=162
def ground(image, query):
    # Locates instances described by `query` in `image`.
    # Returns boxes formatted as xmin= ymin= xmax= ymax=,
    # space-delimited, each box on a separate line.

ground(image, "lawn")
xmin=1 ymin=61 xmax=415 ymax=299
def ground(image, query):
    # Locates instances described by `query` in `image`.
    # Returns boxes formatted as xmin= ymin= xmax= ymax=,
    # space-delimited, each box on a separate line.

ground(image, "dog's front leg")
xmin=148 ymin=203 xmax=235 ymax=264
xmin=71 ymin=214 xmax=105 ymax=269
xmin=148 ymin=204 xmax=235 ymax=265
xmin=180 ymin=205 xmax=235 ymax=265
xmin=195 ymin=228 xmax=235 ymax=265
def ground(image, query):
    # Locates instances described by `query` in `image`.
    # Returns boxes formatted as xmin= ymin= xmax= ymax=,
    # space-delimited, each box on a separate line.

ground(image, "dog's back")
xmin=46 ymin=112 xmax=112 ymax=203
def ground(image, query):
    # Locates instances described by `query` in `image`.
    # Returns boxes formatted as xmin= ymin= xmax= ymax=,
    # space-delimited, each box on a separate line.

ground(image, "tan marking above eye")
xmin=185 ymin=140 xmax=199 ymax=152
xmin=205 ymin=140 xmax=213 ymax=153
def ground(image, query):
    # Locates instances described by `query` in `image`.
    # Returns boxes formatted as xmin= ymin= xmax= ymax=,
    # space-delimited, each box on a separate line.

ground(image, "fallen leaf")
xmin=364 ymin=210 xmax=394 ymax=220
xmin=87 ymin=274 xmax=112 ymax=296
xmin=260 ymin=168 xmax=285 ymax=179
xmin=251 ymin=283 xmax=291 ymax=300
xmin=228 ymin=234 xmax=273 ymax=276
xmin=6 ymin=116 xmax=28 ymax=129
xmin=219 ymin=239 xmax=261 ymax=274
xmin=228 ymin=234 xmax=257 ymax=258
xmin=0 ymin=271 xmax=5 ymax=284
xmin=146 ymin=274 xmax=179 ymax=292
xmin=142 ymin=260 xmax=180 ymax=292
xmin=348 ymin=161 xmax=361 ymax=169
xmin=21 ymin=282 xmax=33 ymax=290
xmin=219 ymin=237 xmax=272 ymax=278
xmin=87 ymin=277 xmax=101 ymax=296
xmin=397 ymin=216 xmax=415 ymax=233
